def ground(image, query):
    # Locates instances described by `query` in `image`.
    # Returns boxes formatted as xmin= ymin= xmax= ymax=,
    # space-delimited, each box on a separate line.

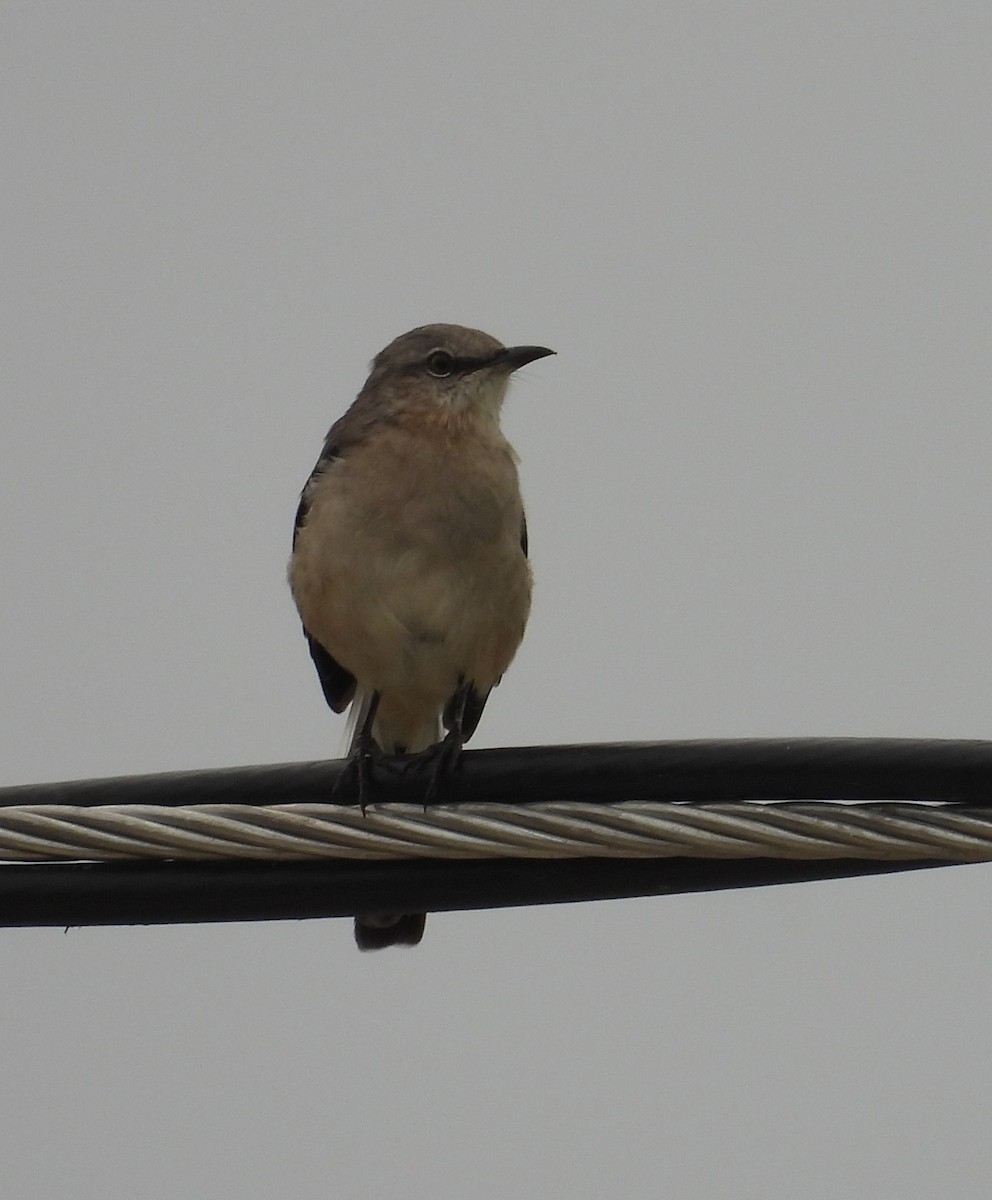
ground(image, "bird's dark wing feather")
xmin=293 ymin=394 xmax=387 ymax=546
xmin=306 ymin=633 xmax=356 ymax=713
xmin=293 ymin=437 xmax=342 ymax=549
xmin=443 ymin=680 xmax=488 ymax=743
xmin=293 ymin=440 xmax=357 ymax=712
xmin=459 ymin=684 xmax=491 ymax=743
xmin=292 ymin=493 xmax=310 ymax=549
xmin=443 ymin=515 xmax=528 ymax=743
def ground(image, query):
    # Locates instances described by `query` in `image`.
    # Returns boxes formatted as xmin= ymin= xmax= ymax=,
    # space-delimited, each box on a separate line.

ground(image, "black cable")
xmin=0 ymin=739 xmax=988 ymax=928
xmin=0 ymin=856 xmax=955 ymax=928
xmin=3 ymin=738 xmax=992 ymax=808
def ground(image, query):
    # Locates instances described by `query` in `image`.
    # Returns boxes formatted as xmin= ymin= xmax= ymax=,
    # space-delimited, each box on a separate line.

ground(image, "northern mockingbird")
xmin=289 ymin=323 xmax=554 ymax=949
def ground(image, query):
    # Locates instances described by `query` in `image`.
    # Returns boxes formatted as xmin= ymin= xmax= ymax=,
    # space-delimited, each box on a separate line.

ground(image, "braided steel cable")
xmin=1 ymin=740 xmax=990 ymax=926
xmin=0 ymin=800 xmax=991 ymax=863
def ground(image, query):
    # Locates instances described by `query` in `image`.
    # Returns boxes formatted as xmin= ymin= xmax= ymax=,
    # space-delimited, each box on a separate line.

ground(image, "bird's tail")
xmin=344 ymin=689 xmax=374 ymax=754
xmin=354 ymin=912 xmax=427 ymax=951
xmin=346 ymin=691 xmax=431 ymax=950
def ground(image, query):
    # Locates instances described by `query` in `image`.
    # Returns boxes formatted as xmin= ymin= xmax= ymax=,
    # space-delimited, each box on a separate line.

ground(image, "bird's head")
xmin=363 ymin=324 xmax=554 ymax=425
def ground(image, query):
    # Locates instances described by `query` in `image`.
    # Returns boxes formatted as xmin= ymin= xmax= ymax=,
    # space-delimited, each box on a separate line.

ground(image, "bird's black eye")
xmin=425 ymin=349 xmax=455 ymax=377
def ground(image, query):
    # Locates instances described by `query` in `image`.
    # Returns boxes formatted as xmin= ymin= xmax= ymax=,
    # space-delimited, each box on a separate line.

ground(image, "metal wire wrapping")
xmin=2 ymin=742 xmax=991 ymax=926
xmin=0 ymin=801 xmax=991 ymax=864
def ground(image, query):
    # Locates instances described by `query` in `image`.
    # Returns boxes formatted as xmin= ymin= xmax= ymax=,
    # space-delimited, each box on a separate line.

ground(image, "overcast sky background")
xmin=3 ymin=3 xmax=992 ymax=1197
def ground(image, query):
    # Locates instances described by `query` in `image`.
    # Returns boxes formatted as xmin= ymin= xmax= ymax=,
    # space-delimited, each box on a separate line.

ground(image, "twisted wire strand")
xmin=1 ymin=801 xmax=991 ymax=863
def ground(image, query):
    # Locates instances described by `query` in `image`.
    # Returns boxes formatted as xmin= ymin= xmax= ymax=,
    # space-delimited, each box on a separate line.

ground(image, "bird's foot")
xmin=334 ymin=742 xmax=379 ymax=814
xmin=339 ymin=730 xmax=464 ymax=811
xmin=375 ymin=753 xmax=414 ymax=778
xmin=420 ymin=729 xmax=465 ymax=807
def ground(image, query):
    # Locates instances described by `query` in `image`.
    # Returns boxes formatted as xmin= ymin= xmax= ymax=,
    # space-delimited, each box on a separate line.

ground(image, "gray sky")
xmin=3 ymin=3 xmax=992 ymax=1197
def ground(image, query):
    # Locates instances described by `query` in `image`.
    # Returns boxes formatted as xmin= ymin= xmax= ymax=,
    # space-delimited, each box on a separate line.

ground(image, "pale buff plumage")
xmin=288 ymin=324 xmax=553 ymax=949
xmin=292 ymin=410 xmax=531 ymax=752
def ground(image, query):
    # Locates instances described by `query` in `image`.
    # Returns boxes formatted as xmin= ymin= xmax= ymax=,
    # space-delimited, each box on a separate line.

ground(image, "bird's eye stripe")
xmin=422 ymin=350 xmax=508 ymax=378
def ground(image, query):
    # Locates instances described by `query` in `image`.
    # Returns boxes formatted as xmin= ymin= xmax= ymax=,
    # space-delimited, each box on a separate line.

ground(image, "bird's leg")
xmin=334 ymin=691 xmax=381 ymax=814
xmin=423 ymin=729 xmax=465 ymax=806
xmin=421 ymin=685 xmax=469 ymax=806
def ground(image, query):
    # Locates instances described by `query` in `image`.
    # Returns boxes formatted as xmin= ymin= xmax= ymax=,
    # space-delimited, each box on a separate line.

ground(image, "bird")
xmin=289 ymin=323 xmax=554 ymax=949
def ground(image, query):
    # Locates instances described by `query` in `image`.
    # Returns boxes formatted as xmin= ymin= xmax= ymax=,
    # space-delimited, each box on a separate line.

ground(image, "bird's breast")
xmin=290 ymin=424 xmax=531 ymax=694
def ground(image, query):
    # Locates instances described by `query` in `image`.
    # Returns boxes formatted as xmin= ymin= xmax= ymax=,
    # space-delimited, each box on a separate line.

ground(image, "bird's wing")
xmin=443 ymin=513 xmax=529 ymax=743
xmin=445 ymin=680 xmax=489 ymax=743
xmin=293 ymin=392 xmax=389 ymax=548
xmin=292 ymin=431 xmax=359 ymax=712
xmin=306 ymin=632 xmax=356 ymax=713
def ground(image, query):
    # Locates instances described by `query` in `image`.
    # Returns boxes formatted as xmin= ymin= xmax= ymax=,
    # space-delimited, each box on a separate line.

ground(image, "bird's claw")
xmin=334 ymin=743 xmax=378 ymax=814
xmin=336 ymin=729 xmax=464 ymax=813
xmin=421 ymin=730 xmax=465 ymax=807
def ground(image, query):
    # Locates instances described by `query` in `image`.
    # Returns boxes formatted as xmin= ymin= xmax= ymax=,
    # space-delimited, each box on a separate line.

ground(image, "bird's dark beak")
xmin=500 ymin=345 xmax=556 ymax=371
